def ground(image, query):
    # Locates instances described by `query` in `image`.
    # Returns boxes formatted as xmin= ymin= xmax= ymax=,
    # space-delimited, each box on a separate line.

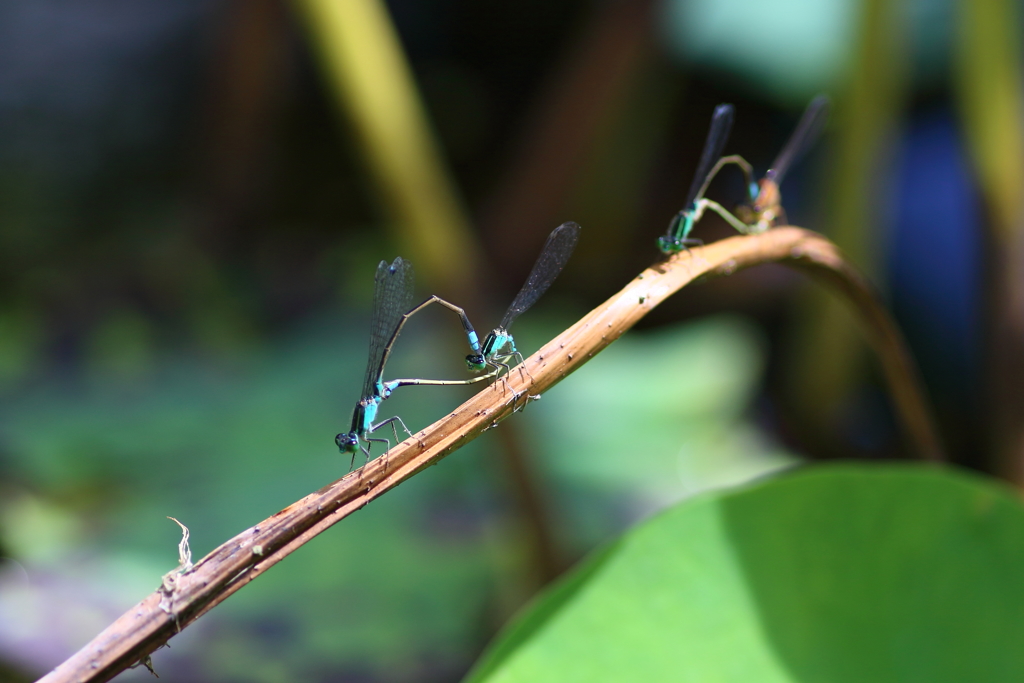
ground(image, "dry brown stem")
xmin=38 ymin=227 xmax=941 ymax=683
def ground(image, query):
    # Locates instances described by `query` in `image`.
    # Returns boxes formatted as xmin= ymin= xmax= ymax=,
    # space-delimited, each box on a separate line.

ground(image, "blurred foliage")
xmin=954 ymin=0 xmax=1024 ymax=240
xmin=953 ymin=0 xmax=1024 ymax=480
xmin=468 ymin=464 xmax=1024 ymax=682
xmin=0 ymin=313 xmax=788 ymax=680
xmin=528 ymin=316 xmax=793 ymax=549
xmin=786 ymin=0 xmax=909 ymax=455
xmin=0 ymin=307 xmax=41 ymax=385
xmin=660 ymin=0 xmax=857 ymax=104
xmin=295 ymin=0 xmax=480 ymax=296
xmin=1 ymin=0 xmax=1022 ymax=679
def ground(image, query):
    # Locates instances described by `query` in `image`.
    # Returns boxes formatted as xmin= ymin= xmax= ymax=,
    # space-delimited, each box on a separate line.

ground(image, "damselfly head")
xmin=657 ymin=235 xmax=684 ymax=254
xmin=753 ymin=179 xmax=781 ymax=213
xmin=466 ymin=353 xmax=486 ymax=372
xmin=335 ymin=432 xmax=359 ymax=454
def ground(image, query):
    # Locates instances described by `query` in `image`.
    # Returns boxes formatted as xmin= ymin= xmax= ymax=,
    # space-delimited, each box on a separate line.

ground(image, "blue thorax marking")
xmin=351 ymin=396 xmax=381 ymax=437
xmin=667 ymin=206 xmax=697 ymax=242
xmin=500 ymin=335 xmax=516 ymax=356
xmin=482 ymin=329 xmax=515 ymax=360
xmin=362 ymin=397 xmax=380 ymax=429
xmin=678 ymin=212 xmax=696 ymax=241
xmin=349 ymin=402 xmax=364 ymax=435
xmin=667 ymin=212 xmax=682 ymax=236
xmin=481 ymin=332 xmax=497 ymax=357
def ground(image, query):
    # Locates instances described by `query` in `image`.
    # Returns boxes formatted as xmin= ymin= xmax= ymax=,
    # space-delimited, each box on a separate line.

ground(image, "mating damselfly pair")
xmin=659 ymin=95 xmax=831 ymax=253
xmin=337 ymin=96 xmax=829 ymax=469
xmin=337 ymin=222 xmax=580 ymax=469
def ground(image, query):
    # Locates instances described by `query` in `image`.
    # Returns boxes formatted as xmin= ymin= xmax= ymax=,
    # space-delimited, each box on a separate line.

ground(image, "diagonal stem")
xmin=37 ymin=227 xmax=942 ymax=683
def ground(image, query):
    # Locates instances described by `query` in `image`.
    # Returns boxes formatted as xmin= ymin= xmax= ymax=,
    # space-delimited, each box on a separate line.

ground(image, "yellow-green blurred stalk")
xmin=292 ymin=0 xmax=561 ymax=595
xmin=955 ymin=0 xmax=1024 ymax=240
xmin=954 ymin=0 xmax=1024 ymax=481
xmin=788 ymin=0 xmax=909 ymax=451
xmin=294 ymin=0 xmax=480 ymax=295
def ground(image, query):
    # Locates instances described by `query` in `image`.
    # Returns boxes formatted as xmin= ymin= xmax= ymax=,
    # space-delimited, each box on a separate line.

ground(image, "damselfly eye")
xmin=657 ymin=235 xmax=682 ymax=254
xmin=466 ymin=354 xmax=486 ymax=372
xmin=335 ymin=433 xmax=359 ymax=454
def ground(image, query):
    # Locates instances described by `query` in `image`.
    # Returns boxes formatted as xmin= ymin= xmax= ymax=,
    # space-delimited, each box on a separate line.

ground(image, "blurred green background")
xmin=0 ymin=0 xmax=1021 ymax=680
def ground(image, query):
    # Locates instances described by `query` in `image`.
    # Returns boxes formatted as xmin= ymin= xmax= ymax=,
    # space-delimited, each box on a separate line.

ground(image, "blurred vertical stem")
xmin=479 ymin=0 xmax=656 ymax=275
xmin=954 ymin=0 xmax=1024 ymax=482
xmin=788 ymin=0 xmax=908 ymax=454
xmin=955 ymin=0 xmax=1024 ymax=239
xmin=292 ymin=0 xmax=563 ymax=585
xmin=293 ymin=0 xmax=480 ymax=296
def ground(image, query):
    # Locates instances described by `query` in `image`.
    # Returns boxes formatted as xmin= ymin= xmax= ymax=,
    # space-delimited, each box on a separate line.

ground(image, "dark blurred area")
xmin=0 ymin=0 xmax=1018 ymax=680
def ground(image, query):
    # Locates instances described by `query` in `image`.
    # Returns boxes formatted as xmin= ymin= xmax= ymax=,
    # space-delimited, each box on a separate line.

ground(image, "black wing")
xmin=362 ymin=257 xmax=414 ymax=398
xmin=500 ymin=222 xmax=581 ymax=330
xmin=766 ymin=95 xmax=830 ymax=185
xmin=683 ymin=104 xmax=735 ymax=208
